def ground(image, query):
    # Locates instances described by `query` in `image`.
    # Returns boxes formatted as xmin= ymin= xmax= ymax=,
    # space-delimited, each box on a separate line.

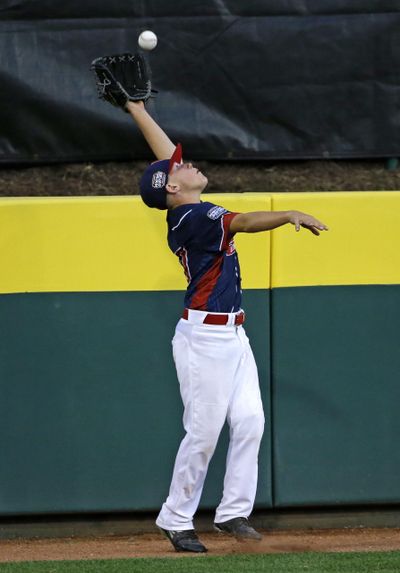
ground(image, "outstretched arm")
xmin=230 ymin=210 xmax=328 ymax=236
xmin=126 ymin=101 xmax=176 ymax=160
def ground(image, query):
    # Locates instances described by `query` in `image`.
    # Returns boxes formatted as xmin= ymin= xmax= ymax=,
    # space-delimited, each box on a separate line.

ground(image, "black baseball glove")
xmin=90 ymin=52 xmax=156 ymax=111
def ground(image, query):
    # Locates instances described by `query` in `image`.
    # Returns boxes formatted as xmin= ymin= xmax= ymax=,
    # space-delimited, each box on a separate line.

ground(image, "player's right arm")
xmin=126 ymin=100 xmax=176 ymax=160
xmin=230 ymin=211 xmax=328 ymax=236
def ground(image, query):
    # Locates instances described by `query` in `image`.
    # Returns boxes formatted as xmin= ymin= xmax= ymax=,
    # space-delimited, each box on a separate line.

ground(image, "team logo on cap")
xmin=152 ymin=171 xmax=166 ymax=189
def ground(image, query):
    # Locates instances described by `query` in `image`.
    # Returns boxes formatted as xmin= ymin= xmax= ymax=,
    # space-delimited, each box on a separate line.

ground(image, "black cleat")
xmin=158 ymin=527 xmax=208 ymax=553
xmin=214 ymin=517 xmax=262 ymax=540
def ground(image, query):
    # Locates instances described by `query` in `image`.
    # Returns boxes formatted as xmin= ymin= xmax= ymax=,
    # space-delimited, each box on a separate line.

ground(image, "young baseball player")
xmin=127 ymin=100 xmax=328 ymax=553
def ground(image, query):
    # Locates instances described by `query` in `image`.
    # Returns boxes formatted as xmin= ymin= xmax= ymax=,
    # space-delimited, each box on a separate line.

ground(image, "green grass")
xmin=1 ymin=552 xmax=400 ymax=573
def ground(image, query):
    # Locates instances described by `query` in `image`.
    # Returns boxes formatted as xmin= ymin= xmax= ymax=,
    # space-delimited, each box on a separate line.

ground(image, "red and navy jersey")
xmin=167 ymin=202 xmax=242 ymax=312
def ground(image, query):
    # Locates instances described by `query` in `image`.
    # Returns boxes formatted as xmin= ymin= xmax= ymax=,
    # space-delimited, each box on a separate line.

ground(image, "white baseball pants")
xmin=156 ymin=310 xmax=265 ymax=531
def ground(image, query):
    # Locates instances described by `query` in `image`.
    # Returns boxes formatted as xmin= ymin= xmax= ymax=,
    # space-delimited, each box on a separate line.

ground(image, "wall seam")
xmin=269 ymin=194 xmax=276 ymax=508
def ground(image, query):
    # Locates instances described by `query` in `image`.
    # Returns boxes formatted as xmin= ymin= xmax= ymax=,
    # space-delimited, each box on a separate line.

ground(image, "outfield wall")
xmin=0 ymin=193 xmax=399 ymax=515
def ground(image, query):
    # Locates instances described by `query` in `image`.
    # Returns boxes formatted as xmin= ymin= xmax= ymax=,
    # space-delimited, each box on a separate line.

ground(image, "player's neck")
xmin=168 ymin=192 xmax=202 ymax=209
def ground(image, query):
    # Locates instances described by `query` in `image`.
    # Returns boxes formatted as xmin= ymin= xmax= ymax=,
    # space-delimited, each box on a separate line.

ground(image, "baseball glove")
xmin=90 ymin=52 xmax=155 ymax=111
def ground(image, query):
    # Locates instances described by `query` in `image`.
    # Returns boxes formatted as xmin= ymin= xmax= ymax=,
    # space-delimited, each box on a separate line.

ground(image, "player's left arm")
xmin=230 ymin=210 xmax=329 ymax=236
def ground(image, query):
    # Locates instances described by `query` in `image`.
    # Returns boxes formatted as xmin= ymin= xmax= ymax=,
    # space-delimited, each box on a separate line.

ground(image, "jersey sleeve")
xmin=192 ymin=203 xmax=239 ymax=253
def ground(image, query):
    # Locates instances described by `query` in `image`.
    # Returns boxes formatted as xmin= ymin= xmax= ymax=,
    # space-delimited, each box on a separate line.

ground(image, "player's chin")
xmin=200 ymin=173 xmax=208 ymax=185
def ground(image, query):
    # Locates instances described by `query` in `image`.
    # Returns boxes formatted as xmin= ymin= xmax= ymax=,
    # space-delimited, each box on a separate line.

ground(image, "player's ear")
xmin=166 ymin=182 xmax=180 ymax=194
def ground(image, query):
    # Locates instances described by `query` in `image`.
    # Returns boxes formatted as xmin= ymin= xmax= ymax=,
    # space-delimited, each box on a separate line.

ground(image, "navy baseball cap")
xmin=139 ymin=144 xmax=183 ymax=210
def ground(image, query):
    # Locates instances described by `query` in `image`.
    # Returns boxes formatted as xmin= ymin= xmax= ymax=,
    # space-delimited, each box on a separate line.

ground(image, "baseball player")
xmin=91 ymin=54 xmax=328 ymax=553
xmin=129 ymin=102 xmax=328 ymax=553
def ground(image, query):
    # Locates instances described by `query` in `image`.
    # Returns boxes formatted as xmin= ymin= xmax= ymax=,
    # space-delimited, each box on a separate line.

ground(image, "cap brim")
xmin=168 ymin=143 xmax=183 ymax=173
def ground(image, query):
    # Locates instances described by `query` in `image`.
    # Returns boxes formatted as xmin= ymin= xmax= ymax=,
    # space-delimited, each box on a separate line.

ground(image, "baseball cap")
xmin=139 ymin=143 xmax=183 ymax=209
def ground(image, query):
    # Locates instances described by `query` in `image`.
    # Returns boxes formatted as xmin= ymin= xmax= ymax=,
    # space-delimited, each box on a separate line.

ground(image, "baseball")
xmin=138 ymin=30 xmax=158 ymax=51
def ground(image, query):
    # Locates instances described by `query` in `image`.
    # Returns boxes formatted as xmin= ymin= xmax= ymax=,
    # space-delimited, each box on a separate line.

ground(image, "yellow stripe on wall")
xmin=2 ymin=191 xmax=400 ymax=294
xmin=0 ymin=194 xmax=270 ymax=294
xmin=271 ymin=191 xmax=400 ymax=287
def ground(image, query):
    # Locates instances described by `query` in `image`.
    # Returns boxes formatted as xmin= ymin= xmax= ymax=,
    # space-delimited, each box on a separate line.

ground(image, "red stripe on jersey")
xmin=220 ymin=212 xmax=239 ymax=251
xmin=176 ymin=247 xmax=191 ymax=283
xmin=189 ymin=254 xmax=224 ymax=310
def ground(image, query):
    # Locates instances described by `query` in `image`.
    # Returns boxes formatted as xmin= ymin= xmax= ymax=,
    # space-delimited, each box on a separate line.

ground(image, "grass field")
xmin=1 ymin=552 xmax=400 ymax=573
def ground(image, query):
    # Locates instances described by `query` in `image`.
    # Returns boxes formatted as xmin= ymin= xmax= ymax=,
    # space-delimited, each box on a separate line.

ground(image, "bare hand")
xmin=288 ymin=211 xmax=329 ymax=236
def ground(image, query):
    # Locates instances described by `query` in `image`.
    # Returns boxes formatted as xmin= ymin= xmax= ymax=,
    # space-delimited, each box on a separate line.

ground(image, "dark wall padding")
xmin=1 ymin=1 xmax=399 ymax=163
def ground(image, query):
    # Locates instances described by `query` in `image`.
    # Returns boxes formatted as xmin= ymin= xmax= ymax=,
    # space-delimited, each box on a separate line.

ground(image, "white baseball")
xmin=138 ymin=30 xmax=158 ymax=51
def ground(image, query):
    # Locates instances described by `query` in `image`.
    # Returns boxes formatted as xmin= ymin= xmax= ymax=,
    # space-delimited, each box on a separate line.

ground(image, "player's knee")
xmin=191 ymin=425 xmax=221 ymax=456
xmin=231 ymin=412 xmax=265 ymax=442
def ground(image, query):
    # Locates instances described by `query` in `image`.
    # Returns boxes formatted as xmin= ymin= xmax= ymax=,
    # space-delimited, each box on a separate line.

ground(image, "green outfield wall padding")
xmin=0 ymin=290 xmax=271 ymax=516
xmin=272 ymin=284 xmax=400 ymax=507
